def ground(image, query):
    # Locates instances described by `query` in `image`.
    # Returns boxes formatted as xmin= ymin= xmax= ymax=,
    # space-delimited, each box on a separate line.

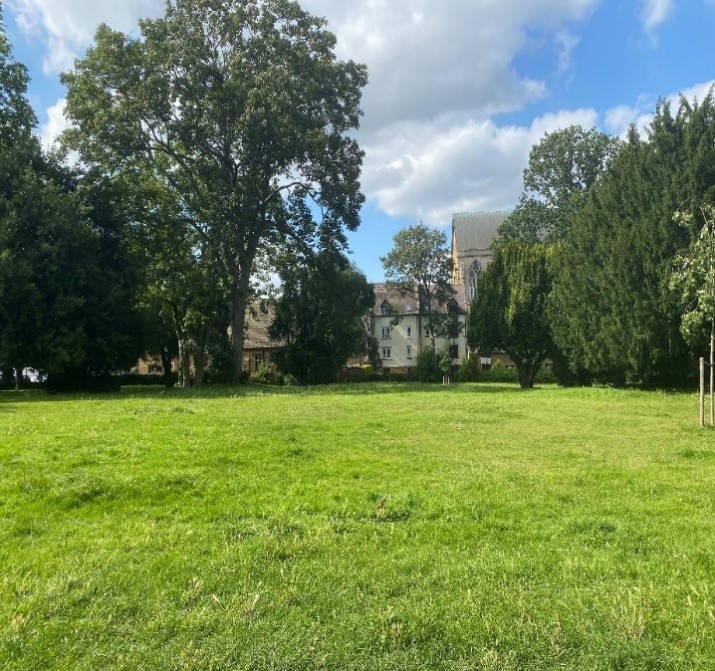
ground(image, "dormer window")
xmin=380 ymin=299 xmax=391 ymax=316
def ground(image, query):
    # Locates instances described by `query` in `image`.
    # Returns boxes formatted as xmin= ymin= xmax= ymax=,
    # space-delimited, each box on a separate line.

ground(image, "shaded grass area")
xmin=1 ymin=383 xmax=714 ymax=670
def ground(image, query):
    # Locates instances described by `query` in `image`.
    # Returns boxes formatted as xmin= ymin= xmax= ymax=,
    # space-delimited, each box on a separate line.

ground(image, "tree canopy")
xmin=62 ymin=0 xmax=368 ymax=381
xmin=0 ymin=14 xmax=142 ymax=388
xmin=270 ymin=250 xmax=374 ymax=384
xmin=550 ymin=94 xmax=715 ymax=384
xmin=498 ymin=126 xmax=619 ymax=245
xmin=381 ymin=222 xmax=454 ymax=348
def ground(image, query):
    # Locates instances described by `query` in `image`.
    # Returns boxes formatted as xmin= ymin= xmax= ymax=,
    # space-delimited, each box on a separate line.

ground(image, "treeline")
xmin=470 ymin=94 xmax=715 ymax=388
xmin=0 ymin=1 xmax=371 ymax=390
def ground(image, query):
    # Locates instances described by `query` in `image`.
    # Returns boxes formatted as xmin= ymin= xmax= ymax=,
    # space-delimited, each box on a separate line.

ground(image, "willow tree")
xmin=62 ymin=0 xmax=367 ymax=381
xmin=467 ymin=241 xmax=554 ymax=389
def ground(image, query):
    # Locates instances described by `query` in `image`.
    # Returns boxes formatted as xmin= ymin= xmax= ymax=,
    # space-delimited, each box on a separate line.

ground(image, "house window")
xmin=406 ymin=346 xmax=413 ymax=359
xmin=407 ymin=326 xmax=412 ymax=338
xmin=448 ymin=344 xmax=458 ymax=359
xmin=255 ymin=354 xmax=263 ymax=366
xmin=381 ymin=347 xmax=391 ymax=359
xmin=381 ymin=326 xmax=391 ymax=339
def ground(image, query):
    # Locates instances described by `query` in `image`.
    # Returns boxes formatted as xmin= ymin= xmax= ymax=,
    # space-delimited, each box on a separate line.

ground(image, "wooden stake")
xmin=700 ymin=357 xmax=705 ymax=428
xmin=710 ymin=319 xmax=714 ymax=427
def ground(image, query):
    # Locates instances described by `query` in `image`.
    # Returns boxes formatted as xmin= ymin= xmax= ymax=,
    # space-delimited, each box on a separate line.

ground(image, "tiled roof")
xmin=452 ymin=211 xmax=510 ymax=255
xmin=244 ymin=301 xmax=284 ymax=350
xmin=372 ymin=283 xmax=467 ymax=316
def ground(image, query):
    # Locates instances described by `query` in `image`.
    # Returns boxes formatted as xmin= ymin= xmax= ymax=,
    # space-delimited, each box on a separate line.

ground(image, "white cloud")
xmin=639 ymin=0 xmax=674 ymax=39
xmin=305 ymin=0 xmax=598 ymax=129
xmin=362 ymin=108 xmax=599 ymax=225
xmin=7 ymin=0 xmax=164 ymax=73
xmin=11 ymin=0 xmax=604 ymax=225
xmin=555 ymin=31 xmax=580 ymax=78
xmin=39 ymin=97 xmax=68 ymax=150
xmin=605 ymin=80 xmax=715 ymax=138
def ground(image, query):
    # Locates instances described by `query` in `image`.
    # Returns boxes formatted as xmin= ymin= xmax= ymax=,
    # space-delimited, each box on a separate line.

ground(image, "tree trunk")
xmin=178 ymin=338 xmax=191 ymax=388
xmin=194 ymin=351 xmax=206 ymax=388
xmin=516 ymin=360 xmax=537 ymax=389
xmin=160 ymin=348 xmax=174 ymax=388
xmin=229 ymin=267 xmax=252 ymax=384
xmin=194 ymin=323 xmax=210 ymax=388
xmin=14 ymin=366 xmax=23 ymax=390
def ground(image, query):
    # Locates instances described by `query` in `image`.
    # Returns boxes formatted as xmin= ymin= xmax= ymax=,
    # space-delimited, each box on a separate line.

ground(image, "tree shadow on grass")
xmin=1 ymin=380 xmax=695 ymax=406
xmin=0 ymin=381 xmax=533 ymax=405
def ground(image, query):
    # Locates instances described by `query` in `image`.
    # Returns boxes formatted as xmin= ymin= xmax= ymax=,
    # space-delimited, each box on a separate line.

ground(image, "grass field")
xmin=1 ymin=382 xmax=714 ymax=670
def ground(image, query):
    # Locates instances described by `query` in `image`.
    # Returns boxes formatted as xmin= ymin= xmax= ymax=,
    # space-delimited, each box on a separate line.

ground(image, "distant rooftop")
xmin=452 ymin=211 xmax=510 ymax=255
xmin=372 ymin=283 xmax=468 ymax=316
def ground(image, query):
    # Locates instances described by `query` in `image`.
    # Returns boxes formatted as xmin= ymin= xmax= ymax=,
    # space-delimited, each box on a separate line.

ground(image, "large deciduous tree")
xmin=381 ymin=223 xmax=454 ymax=349
xmin=269 ymin=250 xmax=374 ymax=384
xmin=468 ymin=242 xmax=554 ymax=389
xmin=498 ymin=126 xmax=619 ymax=244
xmin=62 ymin=0 xmax=367 ymax=382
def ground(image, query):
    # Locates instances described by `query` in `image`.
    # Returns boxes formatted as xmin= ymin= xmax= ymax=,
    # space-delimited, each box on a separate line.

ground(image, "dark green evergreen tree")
xmin=550 ymin=92 xmax=715 ymax=384
xmin=0 ymin=14 xmax=143 ymax=389
xmin=270 ymin=250 xmax=374 ymax=384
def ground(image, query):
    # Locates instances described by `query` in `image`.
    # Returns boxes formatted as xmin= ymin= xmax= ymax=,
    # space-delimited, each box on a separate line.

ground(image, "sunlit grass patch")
xmin=1 ymin=383 xmax=713 ymax=670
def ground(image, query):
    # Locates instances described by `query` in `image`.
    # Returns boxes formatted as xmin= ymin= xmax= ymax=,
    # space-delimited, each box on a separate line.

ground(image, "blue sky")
xmin=4 ymin=0 xmax=715 ymax=281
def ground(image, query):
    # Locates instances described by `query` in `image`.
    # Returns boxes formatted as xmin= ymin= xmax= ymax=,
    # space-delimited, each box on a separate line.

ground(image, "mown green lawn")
xmin=1 ymin=383 xmax=714 ymax=670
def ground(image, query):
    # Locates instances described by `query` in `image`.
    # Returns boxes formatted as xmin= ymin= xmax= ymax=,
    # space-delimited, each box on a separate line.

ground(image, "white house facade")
xmin=371 ymin=283 xmax=469 ymax=372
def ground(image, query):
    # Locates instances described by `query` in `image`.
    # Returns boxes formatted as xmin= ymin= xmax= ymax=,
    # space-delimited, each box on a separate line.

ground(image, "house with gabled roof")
xmin=242 ymin=301 xmax=284 ymax=373
xmin=370 ymin=282 xmax=469 ymax=372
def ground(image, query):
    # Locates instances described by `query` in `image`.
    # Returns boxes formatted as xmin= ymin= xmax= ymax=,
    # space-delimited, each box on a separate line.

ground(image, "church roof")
xmin=452 ymin=211 xmax=510 ymax=255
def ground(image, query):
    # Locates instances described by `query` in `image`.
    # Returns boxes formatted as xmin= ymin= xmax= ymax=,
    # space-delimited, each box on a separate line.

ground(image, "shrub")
xmin=479 ymin=365 xmax=519 ymax=384
xmin=45 ymin=368 xmax=121 ymax=393
xmin=252 ymin=363 xmax=277 ymax=385
xmin=120 ymin=372 xmax=177 ymax=387
xmin=280 ymin=373 xmax=298 ymax=386
xmin=413 ymin=348 xmax=441 ymax=383
xmin=204 ymin=334 xmax=235 ymax=384
xmin=457 ymin=357 xmax=480 ymax=382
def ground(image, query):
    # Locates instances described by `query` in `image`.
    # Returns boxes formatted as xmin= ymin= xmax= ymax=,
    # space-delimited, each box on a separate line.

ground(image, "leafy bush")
xmin=45 ymin=368 xmax=121 ymax=393
xmin=457 ymin=357 xmax=480 ymax=382
xmin=478 ymin=364 xmax=519 ymax=384
xmin=252 ymin=363 xmax=277 ymax=385
xmin=204 ymin=335 xmax=235 ymax=384
xmin=280 ymin=373 xmax=298 ymax=386
xmin=413 ymin=348 xmax=441 ymax=383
